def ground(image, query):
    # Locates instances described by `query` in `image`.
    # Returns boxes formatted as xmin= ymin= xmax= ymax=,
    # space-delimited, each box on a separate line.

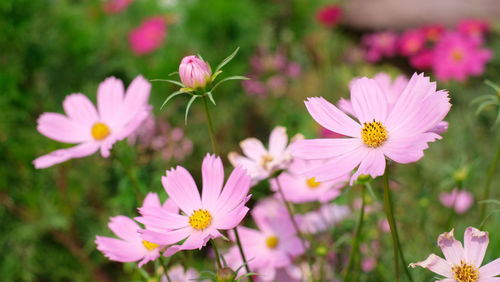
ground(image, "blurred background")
xmin=1 ymin=0 xmax=500 ymax=281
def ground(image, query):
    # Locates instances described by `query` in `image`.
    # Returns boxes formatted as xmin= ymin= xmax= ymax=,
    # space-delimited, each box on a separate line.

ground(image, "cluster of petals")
xmin=228 ymin=126 xmax=302 ymax=185
xmin=410 ymin=227 xmax=500 ymax=281
xmin=34 ymin=75 xmax=151 ymax=169
xmin=361 ymin=31 xmax=398 ymax=62
xmin=136 ymin=154 xmax=251 ymax=257
xmin=129 ymin=17 xmax=167 ymax=56
xmin=439 ymin=187 xmax=474 ymax=214
xmin=296 ymin=204 xmax=350 ymax=234
xmin=95 ymin=192 xmax=176 ymax=267
xmin=290 ymin=73 xmax=451 ymax=184
xmin=179 ymin=55 xmax=212 ymax=89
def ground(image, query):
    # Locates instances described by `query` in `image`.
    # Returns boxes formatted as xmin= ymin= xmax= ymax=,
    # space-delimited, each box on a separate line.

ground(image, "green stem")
xmin=344 ymin=185 xmax=366 ymax=281
xmin=111 ymin=150 xmax=144 ymax=200
xmin=480 ymin=136 xmax=500 ymax=220
xmin=160 ymin=256 xmax=172 ymax=282
xmin=210 ymin=239 xmax=222 ymax=269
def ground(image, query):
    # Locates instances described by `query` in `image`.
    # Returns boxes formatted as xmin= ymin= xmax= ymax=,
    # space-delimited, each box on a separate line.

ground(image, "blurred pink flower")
xmin=378 ymin=219 xmax=391 ymax=233
xmin=129 ymin=17 xmax=167 ymax=56
xmin=439 ymin=188 xmax=474 ymax=214
xmin=457 ymin=19 xmax=489 ymax=44
xmin=33 ymin=76 xmax=151 ymax=169
xmin=362 ymin=31 xmax=398 ymax=62
xmin=138 ymin=154 xmax=251 ymax=257
xmin=297 ymin=204 xmax=350 ymax=234
xmin=228 ymin=126 xmax=302 ymax=185
xmin=398 ymin=29 xmax=426 ymax=56
xmin=410 ymin=227 xmax=500 ymax=280
xmin=103 ymin=0 xmax=133 ymax=14
xmin=433 ymin=32 xmax=492 ymax=82
xmin=360 ymin=241 xmax=380 ymax=272
xmin=316 ymin=4 xmax=342 ymax=28
xmin=421 ymin=24 xmax=445 ymax=43
xmin=409 ymin=48 xmax=434 ymax=70
xmin=179 ymin=55 xmax=212 ymax=89
xmin=161 ymin=265 xmax=200 ymax=282
xmin=290 ymin=73 xmax=451 ymax=184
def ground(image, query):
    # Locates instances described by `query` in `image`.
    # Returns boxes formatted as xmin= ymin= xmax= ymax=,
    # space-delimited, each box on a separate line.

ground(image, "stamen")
xmin=142 ymin=240 xmax=159 ymax=251
xmin=189 ymin=209 xmax=212 ymax=231
xmin=361 ymin=119 xmax=388 ymax=148
xmin=306 ymin=177 xmax=321 ymax=189
xmin=451 ymin=261 xmax=479 ymax=282
xmin=91 ymin=122 xmax=110 ymax=141
xmin=261 ymin=154 xmax=274 ymax=170
xmin=266 ymin=236 xmax=279 ymax=249
xmin=451 ymin=49 xmax=464 ymax=62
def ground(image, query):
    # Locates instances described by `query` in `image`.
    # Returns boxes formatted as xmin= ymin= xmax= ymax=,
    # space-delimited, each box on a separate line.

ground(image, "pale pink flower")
xmin=296 ymin=204 xmax=350 ymax=234
xmin=228 ymin=126 xmax=302 ymax=185
xmin=129 ymin=17 xmax=167 ymax=56
xmin=270 ymin=159 xmax=348 ymax=203
xmin=440 ymin=188 xmax=474 ymax=214
xmin=410 ymin=227 xmax=500 ymax=281
xmin=137 ymin=154 xmax=251 ymax=256
xmin=362 ymin=31 xmax=398 ymax=62
xmin=161 ymin=265 xmax=200 ymax=282
xmin=95 ymin=193 xmax=175 ymax=267
xmin=316 ymin=4 xmax=342 ymax=28
xmin=398 ymin=29 xmax=426 ymax=56
xmin=33 ymin=76 xmax=151 ymax=169
xmin=433 ymin=32 xmax=492 ymax=82
xmin=103 ymin=0 xmax=133 ymax=14
xmin=457 ymin=19 xmax=489 ymax=44
xmin=179 ymin=55 xmax=212 ymax=89
xmin=290 ymin=73 xmax=451 ymax=184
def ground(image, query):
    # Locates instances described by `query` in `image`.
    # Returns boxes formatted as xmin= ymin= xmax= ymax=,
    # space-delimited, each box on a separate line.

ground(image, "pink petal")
xmin=162 ymin=166 xmax=202 ymax=215
xmin=97 ymin=77 xmax=125 ymax=128
xmin=240 ymin=138 xmax=268 ymax=161
xmin=137 ymin=207 xmax=188 ymax=230
xmin=289 ymin=138 xmax=363 ymax=160
xmin=113 ymin=106 xmax=150 ymax=141
xmin=213 ymin=167 xmax=251 ymax=216
xmin=350 ymin=77 xmax=388 ymax=124
xmin=118 ymin=75 xmax=151 ymax=126
xmin=227 ymin=152 xmax=264 ymax=182
xmin=33 ymin=142 xmax=99 ymax=169
xmin=437 ymin=229 xmax=465 ymax=265
xmin=464 ymin=227 xmax=489 ymax=267
xmin=381 ymin=133 xmax=440 ymax=164
xmin=201 ymin=154 xmax=224 ymax=211
xmin=95 ymin=236 xmax=145 ymax=262
xmin=268 ymin=126 xmax=288 ymax=157
xmin=108 ymin=216 xmax=142 ymax=242
xmin=140 ymin=227 xmax=191 ymax=245
xmin=304 ymin=97 xmax=361 ymax=138
xmin=177 ymin=230 xmax=211 ymax=251
xmin=37 ymin=112 xmax=90 ymax=143
xmin=479 ymin=258 xmax=500 ymax=277
xmin=281 ymin=236 xmax=304 ymax=257
xmin=62 ymin=93 xmax=99 ymax=128
xmin=337 ymin=98 xmax=355 ymax=116
xmin=351 ymin=149 xmax=386 ymax=184
xmin=213 ymin=206 xmax=249 ymax=230
xmin=163 ymin=198 xmax=179 ymax=213
xmin=142 ymin=192 xmax=161 ymax=208
xmin=409 ymin=254 xmax=452 ymax=278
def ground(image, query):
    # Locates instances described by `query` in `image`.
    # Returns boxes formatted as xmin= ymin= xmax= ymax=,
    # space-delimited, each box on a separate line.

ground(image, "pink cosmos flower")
xmin=433 ymin=32 xmax=492 ymax=82
xmin=440 ymin=188 xmax=474 ymax=214
xmin=457 ymin=19 xmax=489 ymax=44
xmin=362 ymin=31 xmax=398 ymax=62
xmin=179 ymin=55 xmax=212 ymax=89
xmin=289 ymin=73 xmax=451 ymax=184
xmin=137 ymin=154 xmax=251 ymax=256
xmin=33 ymin=76 xmax=151 ymax=169
xmin=228 ymin=126 xmax=302 ymax=185
xmin=161 ymin=265 xmax=200 ymax=282
xmin=398 ymin=29 xmax=426 ymax=56
xmin=316 ymin=4 xmax=342 ymax=28
xmin=103 ymin=0 xmax=133 ymax=14
xmin=95 ymin=193 xmax=176 ymax=267
xmin=410 ymin=227 xmax=500 ymax=281
xmin=129 ymin=17 xmax=167 ymax=56
xmin=296 ymin=204 xmax=350 ymax=234
xmin=226 ymin=202 xmax=305 ymax=281
xmin=270 ymin=158 xmax=348 ymax=203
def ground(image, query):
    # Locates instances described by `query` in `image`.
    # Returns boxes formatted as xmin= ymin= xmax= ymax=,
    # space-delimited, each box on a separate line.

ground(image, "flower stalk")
xmin=343 ymin=184 xmax=366 ymax=281
xmin=480 ymin=135 xmax=500 ymax=221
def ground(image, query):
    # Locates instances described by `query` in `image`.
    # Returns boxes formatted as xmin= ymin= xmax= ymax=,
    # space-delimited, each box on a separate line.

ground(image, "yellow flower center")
xmin=306 ymin=177 xmax=321 ymax=189
xmin=452 ymin=261 xmax=479 ymax=282
xmin=261 ymin=154 xmax=274 ymax=169
xmin=451 ymin=49 xmax=464 ymax=62
xmin=142 ymin=240 xmax=159 ymax=251
xmin=266 ymin=236 xmax=279 ymax=249
xmin=91 ymin=122 xmax=110 ymax=141
xmin=361 ymin=120 xmax=388 ymax=148
xmin=189 ymin=209 xmax=212 ymax=230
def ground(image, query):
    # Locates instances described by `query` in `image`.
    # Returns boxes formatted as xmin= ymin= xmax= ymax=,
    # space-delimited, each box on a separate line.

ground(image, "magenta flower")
xmin=316 ymin=4 xmax=342 ymax=28
xmin=270 ymin=158 xmax=347 ymax=204
xmin=398 ymin=29 xmax=426 ymax=56
xmin=410 ymin=227 xmax=500 ymax=281
xmin=228 ymin=126 xmax=302 ymax=185
xmin=33 ymin=76 xmax=151 ymax=169
xmin=433 ymin=32 xmax=492 ymax=82
xmin=103 ymin=0 xmax=133 ymax=14
xmin=457 ymin=19 xmax=489 ymax=44
xmin=440 ymin=188 xmax=474 ymax=214
xmin=129 ymin=17 xmax=167 ymax=56
xmin=409 ymin=48 xmax=434 ymax=70
xmin=137 ymin=154 xmax=251 ymax=256
xmin=362 ymin=31 xmax=398 ymax=62
xmin=421 ymin=24 xmax=445 ymax=42
xmin=179 ymin=55 xmax=212 ymax=89
xmin=95 ymin=193 xmax=175 ymax=267
xmin=290 ymin=73 xmax=451 ymax=184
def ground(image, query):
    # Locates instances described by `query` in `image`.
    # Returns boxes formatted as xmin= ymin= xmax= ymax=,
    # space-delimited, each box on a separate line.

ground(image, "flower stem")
xmin=210 ymin=239 xmax=222 ymax=269
xmin=480 ymin=136 xmax=500 ymax=220
xmin=343 ymin=184 xmax=366 ymax=281
xmin=201 ymin=95 xmax=253 ymax=281
xmin=383 ymin=169 xmax=414 ymax=282
xmin=111 ymin=150 xmax=144 ymax=201
xmin=160 ymin=256 xmax=172 ymax=282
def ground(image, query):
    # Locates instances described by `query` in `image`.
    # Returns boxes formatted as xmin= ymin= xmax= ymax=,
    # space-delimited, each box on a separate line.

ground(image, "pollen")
xmin=306 ymin=177 xmax=321 ymax=189
xmin=452 ymin=261 xmax=479 ymax=282
xmin=451 ymin=49 xmax=464 ymax=62
xmin=91 ymin=122 xmax=110 ymax=141
xmin=266 ymin=236 xmax=279 ymax=249
xmin=189 ymin=209 xmax=212 ymax=231
xmin=142 ymin=240 xmax=159 ymax=251
xmin=261 ymin=154 xmax=274 ymax=169
xmin=361 ymin=119 xmax=388 ymax=148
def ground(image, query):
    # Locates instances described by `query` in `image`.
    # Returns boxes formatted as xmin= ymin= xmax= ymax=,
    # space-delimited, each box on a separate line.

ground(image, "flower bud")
xmin=216 ymin=267 xmax=236 ymax=282
xmin=179 ymin=55 xmax=212 ymax=89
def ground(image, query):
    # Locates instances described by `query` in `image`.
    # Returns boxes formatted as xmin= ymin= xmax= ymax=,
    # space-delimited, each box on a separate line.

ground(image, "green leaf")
xmin=479 ymin=209 xmax=500 ymax=229
xmin=475 ymin=100 xmax=498 ymax=115
xmin=206 ymin=92 xmax=216 ymax=106
xmin=211 ymin=70 xmax=223 ymax=81
xmin=471 ymin=94 xmax=496 ymax=105
xmin=197 ymin=53 xmax=204 ymax=62
xmin=160 ymin=90 xmax=184 ymax=110
xmin=168 ymin=71 xmax=178 ymax=77
xmin=150 ymin=79 xmax=185 ymax=87
xmin=215 ymin=47 xmax=240 ymax=73
xmin=485 ymin=80 xmax=500 ymax=91
xmin=185 ymin=96 xmax=198 ymax=125
xmin=211 ymin=75 xmax=249 ymax=92
xmin=237 ymin=273 xmax=261 ymax=281
xmin=478 ymin=199 xmax=500 ymax=206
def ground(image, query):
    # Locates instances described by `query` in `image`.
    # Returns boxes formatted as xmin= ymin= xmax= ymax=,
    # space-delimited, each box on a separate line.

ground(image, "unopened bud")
xmin=179 ymin=55 xmax=212 ymax=89
xmin=216 ymin=267 xmax=236 ymax=282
